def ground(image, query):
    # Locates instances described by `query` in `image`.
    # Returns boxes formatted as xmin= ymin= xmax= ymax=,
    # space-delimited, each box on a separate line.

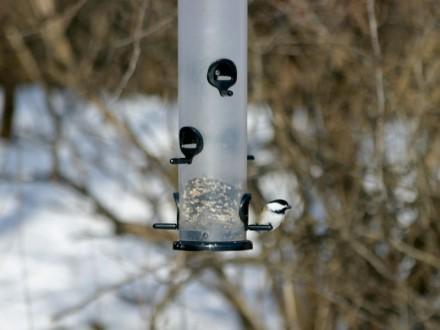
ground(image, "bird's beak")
xmin=286 ymin=205 xmax=292 ymax=210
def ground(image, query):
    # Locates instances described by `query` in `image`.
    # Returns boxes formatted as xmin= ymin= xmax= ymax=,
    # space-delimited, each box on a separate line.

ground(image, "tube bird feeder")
xmin=153 ymin=0 xmax=272 ymax=251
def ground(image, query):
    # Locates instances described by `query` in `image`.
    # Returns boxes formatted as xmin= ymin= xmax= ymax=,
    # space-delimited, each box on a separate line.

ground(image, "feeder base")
xmin=173 ymin=240 xmax=252 ymax=251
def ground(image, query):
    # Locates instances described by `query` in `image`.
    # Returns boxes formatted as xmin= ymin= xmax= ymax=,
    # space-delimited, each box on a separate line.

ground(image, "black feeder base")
xmin=173 ymin=240 xmax=253 ymax=251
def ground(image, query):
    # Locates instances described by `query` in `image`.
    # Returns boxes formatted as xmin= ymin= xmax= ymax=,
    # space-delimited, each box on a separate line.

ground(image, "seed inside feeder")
xmin=181 ymin=177 xmax=244 ymax=241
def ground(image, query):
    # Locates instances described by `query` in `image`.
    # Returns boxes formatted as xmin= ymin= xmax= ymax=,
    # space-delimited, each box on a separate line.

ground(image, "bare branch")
xmin=113 ymin=0 xmax=149 ymax=99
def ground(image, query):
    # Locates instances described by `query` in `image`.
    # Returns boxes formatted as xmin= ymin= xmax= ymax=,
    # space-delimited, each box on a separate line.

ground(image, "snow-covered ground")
xmin=0 ymin=86 xmax=295 ymax=330
xmin=0 ymin=186 xmax=246 ymax=330
xmin=0 ymin=85 xmax=424 ymax=329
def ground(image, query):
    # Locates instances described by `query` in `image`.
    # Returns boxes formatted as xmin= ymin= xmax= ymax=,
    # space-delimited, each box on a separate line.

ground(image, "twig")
xmin=89 ymin=96 xmax=174 ymax=184
xmin=56 ymin=173 xmax=175 ymax=241
xmin=5 ymin=25 xmax=42 ymax=81
xmin=114 ymin=15 xmax=176 ymax=48
xmin=52 ymin=265 xmax=157 ymax=322
xmin=209 ymin=264 xmax=265 ymax=330
xmin=149 ymin=275 xmax=194 ymax=329
xmin=113 ymin=0 xmax=149 ymax=100
xmin=390 ymin=239 xmax=440 ymax=269
xmin=349 ymin=238 xmax=394 ymax=280
xmin=367 ymin=0 xmax=386 ymax=192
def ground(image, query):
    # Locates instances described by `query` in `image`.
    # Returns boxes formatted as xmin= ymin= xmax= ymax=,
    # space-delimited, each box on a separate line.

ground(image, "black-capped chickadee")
xmin=258 ymin=199 xmax=292 ymax=230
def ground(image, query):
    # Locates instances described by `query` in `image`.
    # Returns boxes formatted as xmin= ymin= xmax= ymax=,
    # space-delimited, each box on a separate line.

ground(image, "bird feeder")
xmin=153 ymin=0 xmax=271 ymax=251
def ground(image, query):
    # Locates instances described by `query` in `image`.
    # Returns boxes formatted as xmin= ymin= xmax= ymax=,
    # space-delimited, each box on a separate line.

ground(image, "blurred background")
xmin=0 ymin=0 xmax=439 ymax=329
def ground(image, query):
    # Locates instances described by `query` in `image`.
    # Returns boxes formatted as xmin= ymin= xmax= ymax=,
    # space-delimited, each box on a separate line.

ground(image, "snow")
xmin=1 ymin=84 xmax=429 ymax=329
xmin=0 ymin=86 xmax=289 ymax=330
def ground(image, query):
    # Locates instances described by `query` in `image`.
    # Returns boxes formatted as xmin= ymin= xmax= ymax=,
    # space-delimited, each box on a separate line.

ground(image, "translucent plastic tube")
xmin=178 ymin=0 xmax=248 ymax=243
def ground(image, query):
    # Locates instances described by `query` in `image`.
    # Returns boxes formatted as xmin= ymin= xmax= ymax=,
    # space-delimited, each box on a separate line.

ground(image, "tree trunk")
xmin=1 ymin=82 xmax=16 ymax=140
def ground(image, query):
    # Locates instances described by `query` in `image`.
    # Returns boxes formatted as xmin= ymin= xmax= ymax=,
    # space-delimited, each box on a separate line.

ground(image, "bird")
xmin=257 ymin=199 xmax=292 ymax=231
